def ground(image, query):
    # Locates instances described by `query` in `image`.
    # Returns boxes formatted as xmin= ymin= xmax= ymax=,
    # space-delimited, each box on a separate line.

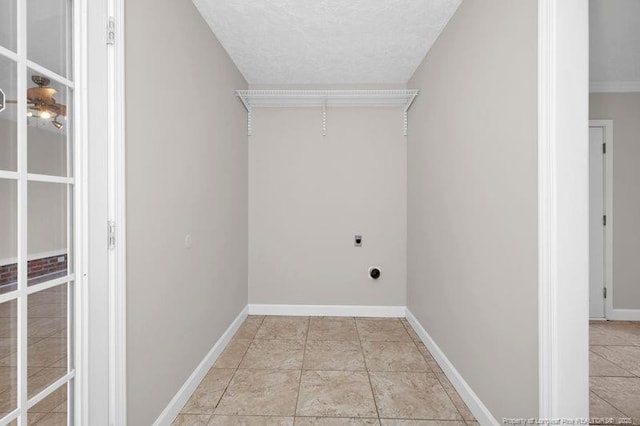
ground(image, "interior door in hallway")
xmin=0 ymin=0 xmax=82 ymax=423
xmin=589 ymin=126 xmax=606 ymax=319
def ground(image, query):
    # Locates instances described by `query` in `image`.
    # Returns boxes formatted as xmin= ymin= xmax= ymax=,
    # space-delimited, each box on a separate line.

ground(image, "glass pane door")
xmin=0 ymin=0 xmax=76 ymax=424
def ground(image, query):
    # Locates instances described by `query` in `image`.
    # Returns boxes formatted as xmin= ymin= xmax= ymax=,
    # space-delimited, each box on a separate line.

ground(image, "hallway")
xmin=173 ymin=316 xmax=477 ymax=425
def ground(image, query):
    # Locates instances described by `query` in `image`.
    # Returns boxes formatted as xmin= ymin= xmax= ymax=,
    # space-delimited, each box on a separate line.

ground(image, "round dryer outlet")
xmin=369 ymin=267 xmax=381 ymax=280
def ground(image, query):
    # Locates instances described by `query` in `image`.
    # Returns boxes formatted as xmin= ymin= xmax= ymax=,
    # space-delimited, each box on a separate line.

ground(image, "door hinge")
xmin=604 ymin=287 xmax=607 ymax=299
xmin=108 ymin=221 xmax=116 ymax=249
xmin=107 ymin=17 xmax=115 ymax=45
xmin=603 ymin=143 xmax=607 ymax=154
xmin=603 ymin=215 xmax=607 ymax=226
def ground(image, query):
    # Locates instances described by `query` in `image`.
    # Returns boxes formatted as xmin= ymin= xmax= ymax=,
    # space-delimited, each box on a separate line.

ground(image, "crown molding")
xmin=590 ymin=81 xmax=640 ymax=93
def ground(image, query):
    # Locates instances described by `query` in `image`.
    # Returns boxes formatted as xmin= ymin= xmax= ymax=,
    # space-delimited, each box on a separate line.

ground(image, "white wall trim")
xmin=107 ymin=0 xmax=127 ymax=422
xmin=74 ymin=0 xmax=91 ymax=422
xmin=153 ymin=306 xmax=249 ymax=426
xmin=590 ymin=81 xmax=640 ymax=93
xmin=538 ymin=0 xmax=558 ymax=415
xmin=538 ymin=0 xmax=590 ymax=418
xmin=247 ymin=304 xmax=406 ymax=317
xmin=405 ymin=309 xmax=499 ymax=426
xmin=589 ymin=120 xmax=614 ymax=319
xmin=608 ymin=309 xmax=640 ymax=321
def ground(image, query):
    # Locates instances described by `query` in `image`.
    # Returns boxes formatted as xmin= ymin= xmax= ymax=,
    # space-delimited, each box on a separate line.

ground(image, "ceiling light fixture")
xmin=6 ymin=75 xmax=67 ymax=129
xmin=52 ymin=116 xmax=63 ymax=129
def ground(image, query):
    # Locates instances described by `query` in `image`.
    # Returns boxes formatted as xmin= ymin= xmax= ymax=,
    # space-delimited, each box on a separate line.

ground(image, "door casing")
xmin=588 ymin=120 xmax=614 ymax=321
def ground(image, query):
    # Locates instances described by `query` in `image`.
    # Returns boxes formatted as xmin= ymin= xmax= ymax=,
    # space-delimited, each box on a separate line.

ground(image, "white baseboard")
xmin=608 ymin=309 xmax=640 ymax=321
xmin=247 ymin=304 xmax=406 ymax=317
xmin=405 ymin=309 xmax=499 ymax=426
xmin=153 ymin=306 xmax=249 ymax=426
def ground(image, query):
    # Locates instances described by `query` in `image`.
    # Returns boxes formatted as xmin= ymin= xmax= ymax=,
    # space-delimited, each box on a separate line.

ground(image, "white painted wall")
xmin=0 ymin=118 xmax=67 ymax=260
xmin=249 ymin=107 xmax=406 ymax=307
xmin=590 ymin=0 xmax=640 ymax=84
xmin=407 ymin=0 xmax=539 ymax=420
xmin=0 ymin=176 xmax=17 ymax=262
xmin=125 ymin=0 xmax=248 ymax=423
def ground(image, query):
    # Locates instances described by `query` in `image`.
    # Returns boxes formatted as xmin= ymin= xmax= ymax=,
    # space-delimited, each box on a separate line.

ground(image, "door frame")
xmin=102 ymin=0 xmax=592 ymax=422
xmin=84 ymin=0 xmax=127 ymax=423
xmin=82 ymin=0 xmax=127 ymax=422
xmin=90 ymin=0 xmax=596 ymax=422
xmin=77 ymin=0 xmax=89 ymax=421
xmin=99 ymin=0 xmax=592 ymax=422
xmin=589 ymin=120 xmax=614 ymax=320
xmin=538 ymin=0 xmax=590 ymax=418
xmin=106 ymin=0 xmax=127 ymax=423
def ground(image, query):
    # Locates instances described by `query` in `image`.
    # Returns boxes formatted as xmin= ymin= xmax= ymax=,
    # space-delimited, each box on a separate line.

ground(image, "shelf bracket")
xmin=403 ymin=108 xmax=408 ymax=137
xmin=322 ymin=102 xmax=327 ymax=136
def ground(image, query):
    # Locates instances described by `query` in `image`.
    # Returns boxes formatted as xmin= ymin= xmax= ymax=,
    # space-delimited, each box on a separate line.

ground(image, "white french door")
xmin=0 ymin=0 xmax=83 ymax=424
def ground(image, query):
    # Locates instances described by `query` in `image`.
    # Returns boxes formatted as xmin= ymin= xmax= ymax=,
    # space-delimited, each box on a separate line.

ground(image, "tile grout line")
xmin=400 ymin=319 xmax=468 ymax=422
xmin=590 ymin=322 xmax=640 ymax=424
xmin=400 ymin=319 xmax=436 ymax=374
xmin=590 ymin=386 xmax=632 ymax=421
xmin=190 ymin=316 xmax=483 ymax=424
xmin=589 ymin=349 xmax=638 ymax=378
xmin=208 ymin=315 xmax=266 ymax=418
xmin=589 ymin=390 xmax=630 ymax=422
xmin=355 ymin=317 xmax=382 ymax=423
xmin=293 ymin=317 xmax=310 ymax=421
xmin=10 ymin=318 xmax=69 ymax=422
xmin=590 ymin=347 xmax=635 ymax=422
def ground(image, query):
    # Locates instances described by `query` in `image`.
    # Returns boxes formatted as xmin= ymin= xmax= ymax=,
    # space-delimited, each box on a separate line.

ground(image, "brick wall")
xmin=0 ymin=253 xmax=68 ymax=287
xmin=0 ymin=263 xmax=18 ymax=287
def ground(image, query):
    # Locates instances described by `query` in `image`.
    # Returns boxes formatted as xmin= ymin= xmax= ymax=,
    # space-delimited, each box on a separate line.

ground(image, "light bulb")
xmin=27 ymin=111 xmax=33 ymax=117
xmin=40 ymin=110 xmax=51 ymax=119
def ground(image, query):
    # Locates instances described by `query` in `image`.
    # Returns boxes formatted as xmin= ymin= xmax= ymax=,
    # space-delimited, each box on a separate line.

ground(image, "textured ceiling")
xmin=590 ymin=0 xmax=640 ymax=83
xmin=192 ymin=0 xmax=462 ymax=85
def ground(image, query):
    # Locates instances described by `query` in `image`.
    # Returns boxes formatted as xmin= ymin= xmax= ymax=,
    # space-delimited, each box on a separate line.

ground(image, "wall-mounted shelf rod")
xmin=236 ymin=89 xmax=419 ymax=136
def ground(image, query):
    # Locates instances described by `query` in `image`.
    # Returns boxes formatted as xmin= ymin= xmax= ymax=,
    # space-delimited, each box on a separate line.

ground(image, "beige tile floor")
xmin=174 ymin=316 xmax=477 ymax=426
xmin=4 ymin=306 xmax=638 ymax=426
xmin=590 ymin=321 xmax=640 ymax=425
xmin=0 ymin=285 xmax=69 ymax=425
